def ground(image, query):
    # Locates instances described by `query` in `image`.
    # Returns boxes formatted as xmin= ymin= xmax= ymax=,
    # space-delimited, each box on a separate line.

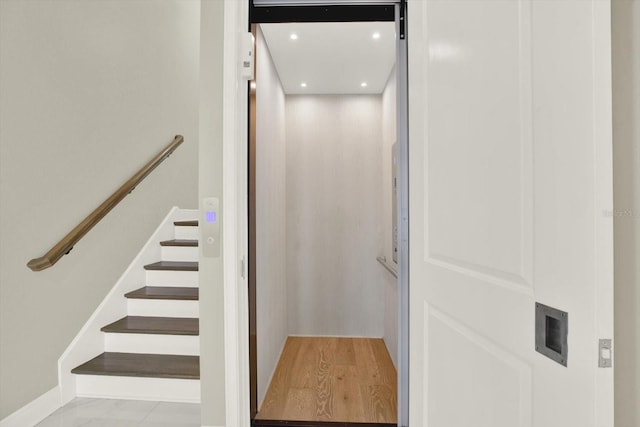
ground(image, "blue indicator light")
xmin=206 ymin=211 xmax=217 ymax=223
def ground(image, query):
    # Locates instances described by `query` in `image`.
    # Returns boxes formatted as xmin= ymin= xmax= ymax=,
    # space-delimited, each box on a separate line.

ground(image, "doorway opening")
xmin=248 ymin=2 xmax=408 ymax=426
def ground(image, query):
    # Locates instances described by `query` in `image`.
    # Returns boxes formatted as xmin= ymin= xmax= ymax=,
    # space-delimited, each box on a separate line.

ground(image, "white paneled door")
xmin=407 ymin=0 xmax=613 ymax=426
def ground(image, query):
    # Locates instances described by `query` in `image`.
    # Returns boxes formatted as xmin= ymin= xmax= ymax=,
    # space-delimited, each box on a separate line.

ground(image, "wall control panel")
xmin=202 ymin=197 xmax=220 ymax=258
xmin=392 ymin=142 xmax=398 ymax=264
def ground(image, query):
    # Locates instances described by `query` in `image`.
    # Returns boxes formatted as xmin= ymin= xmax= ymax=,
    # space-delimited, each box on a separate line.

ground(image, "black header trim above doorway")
xmin=249 ymin=1 xmax=395 ymax=24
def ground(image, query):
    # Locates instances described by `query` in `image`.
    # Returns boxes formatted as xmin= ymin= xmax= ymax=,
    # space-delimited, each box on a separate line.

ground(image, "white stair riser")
xmin=161 ymin=246 xmax=199 ymax=262
xmin=145 ymin=271 xmax=198 ymax=287
xmin=174 ymin=226 xmax=198 ymax=240
xmin=75 ymin=375 xmax=200 ymax=403
xmin=127 ymin=299 xmax=199 ymax=318
xmin=105 ymin=333 xmax=199 ymax=356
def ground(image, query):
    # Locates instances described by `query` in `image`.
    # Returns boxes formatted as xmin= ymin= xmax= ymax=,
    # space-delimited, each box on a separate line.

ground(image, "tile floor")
xmin=36 ymin=398 xmax=200 ymax=427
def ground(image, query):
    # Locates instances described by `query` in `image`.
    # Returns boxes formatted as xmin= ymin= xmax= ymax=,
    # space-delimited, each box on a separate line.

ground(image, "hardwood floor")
xmin=71 ymin=352 xmax=199 ymax=379
xmin=100 ymin=316 xmax=198 ymax=335
xmin=255 ymin=337 xmax=397 ymax=425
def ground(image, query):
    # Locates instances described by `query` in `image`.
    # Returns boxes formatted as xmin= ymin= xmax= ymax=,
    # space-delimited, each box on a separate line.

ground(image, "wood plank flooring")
xmin=71 ymin=352 xmax=199 ymax=379
xmin=125 ymin=286 xmax=199 ymax=300
xmin=100 ymin=316 xmax=198 ymax=335
xmin=143 ymin=261 xmax=198 ymax=271
xmin=255 ymin=337 xmax=397 ymax=424
xmin=159 ymin=239 xmax=199 ymax=247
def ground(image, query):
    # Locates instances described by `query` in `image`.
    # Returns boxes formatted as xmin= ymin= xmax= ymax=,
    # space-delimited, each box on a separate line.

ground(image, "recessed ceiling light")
xmin=372 ymin=32 xmax=381 ymax=40
xmin=361 ymin=82 xmax=368 ymax=88
xmin=300 ymin=82 xmax=307 ymax=88
xmin=290 ymin=33 xmax=298 ymax=40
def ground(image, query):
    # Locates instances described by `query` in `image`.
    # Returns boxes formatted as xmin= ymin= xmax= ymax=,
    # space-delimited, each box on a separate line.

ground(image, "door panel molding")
xmin=423 ymin=0 xmax=534 ymax=288
xmin=426 ymin=255 xmax=533 ymax=292
xmin=425 ymin=303 xmax=533 ymax=427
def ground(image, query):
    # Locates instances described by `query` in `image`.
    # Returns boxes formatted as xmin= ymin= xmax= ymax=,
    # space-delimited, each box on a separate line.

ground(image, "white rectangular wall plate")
xmin=202 ymin=197 xmax=220 ymax=258
xmin=598 ymin=339 xmax=612 ymax=368
xmin=241 ymin=32 xmax=255 ymax=80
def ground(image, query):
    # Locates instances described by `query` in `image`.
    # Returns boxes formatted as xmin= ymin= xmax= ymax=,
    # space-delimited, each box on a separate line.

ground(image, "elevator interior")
xmin=250 ymin=21 xmax=399 ymax=425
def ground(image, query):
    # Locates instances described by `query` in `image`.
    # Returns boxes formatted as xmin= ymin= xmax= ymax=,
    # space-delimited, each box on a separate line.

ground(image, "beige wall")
xmin=0 ymin=0 xmax=200 ymax=419
xmin=197 ymin=1 xmax=226 ymax=426
xmin=285 ymin=95 xmax=384 ymax=337
xmin=255 ymin=27 xmax=289 ymax=406
xmin=612 ymin=1 xmax=640 ymax=426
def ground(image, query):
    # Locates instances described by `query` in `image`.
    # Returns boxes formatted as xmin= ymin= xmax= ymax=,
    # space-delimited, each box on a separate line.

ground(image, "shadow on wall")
xmin=612 ymin=0 xmax=640 ymax=426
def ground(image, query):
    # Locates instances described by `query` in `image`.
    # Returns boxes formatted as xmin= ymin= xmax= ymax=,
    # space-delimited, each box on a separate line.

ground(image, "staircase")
xmin=67 ymin=216 xmax=201 ymax=402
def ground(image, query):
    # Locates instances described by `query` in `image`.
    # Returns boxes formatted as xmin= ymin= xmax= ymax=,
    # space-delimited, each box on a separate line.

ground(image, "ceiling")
xmin=259 ymin=22 xmax=396 ymax=95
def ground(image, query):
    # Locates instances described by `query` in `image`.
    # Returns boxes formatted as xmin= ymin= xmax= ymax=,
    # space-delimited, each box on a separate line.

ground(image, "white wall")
xmin=612 ymin=1 xmax=640 ymax=426
xmin=285 ymin=95 xmax=384 ymax=337
xmin=0 ymin=1 xmax=199 ymax=419
xmin=381 ymin=68 xmax=398 ymax=367
xmin=255 ymin=27 xmax=288 ymax=407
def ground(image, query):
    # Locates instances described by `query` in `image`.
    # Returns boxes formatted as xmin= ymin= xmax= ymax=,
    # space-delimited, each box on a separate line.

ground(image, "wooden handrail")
xmin=27 ymin=135 xmax=184 ymax=272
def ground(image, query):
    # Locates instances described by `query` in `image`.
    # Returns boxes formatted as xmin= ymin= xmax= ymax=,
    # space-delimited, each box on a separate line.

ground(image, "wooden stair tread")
xmin=125 ymin=286 xmax=198 ymax=300
xmin=71 ymin=352 xmax=199 ymax=379
xmin=174 ymin=220 xmax=198 ymax=226
xmin=159 ymin=239 xmax=198 ymax=247
xmin=101 ymin=316 xmax=199 ymax=335
xmin=144 ymin=261 xmax=198 ymax=271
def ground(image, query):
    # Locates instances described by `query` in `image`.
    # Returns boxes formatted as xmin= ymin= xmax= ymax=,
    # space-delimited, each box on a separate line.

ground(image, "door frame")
xmin=241 ymin=1 xmax=410 ymax=426
xmin=223 ymin=1 xmax=614 ymax=426
xmin=220 ymin=2 xmax=251 ymax=427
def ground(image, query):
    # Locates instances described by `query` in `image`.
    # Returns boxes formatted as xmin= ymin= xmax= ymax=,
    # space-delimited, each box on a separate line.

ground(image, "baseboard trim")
xmin=252 ymin=421 xmax=396 ymax=427
xmin=287 ymin=334 xmax=384 ymax=339
xmin=0 ymin=387 xmax=61 ymax=427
